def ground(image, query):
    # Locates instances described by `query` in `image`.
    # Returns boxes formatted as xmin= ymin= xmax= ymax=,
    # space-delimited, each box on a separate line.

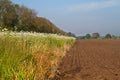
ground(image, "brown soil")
xmin=56 ymin=40 xmax=120 ymax=80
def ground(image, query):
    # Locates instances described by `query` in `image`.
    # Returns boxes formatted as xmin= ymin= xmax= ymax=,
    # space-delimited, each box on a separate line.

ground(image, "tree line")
xmin=0 ymin=0 xmax=65 ymax=34
xmin=77 ymin=33 xmax=120 ymax=39
xmin=67 ymin=32 xmax=120 ymax=39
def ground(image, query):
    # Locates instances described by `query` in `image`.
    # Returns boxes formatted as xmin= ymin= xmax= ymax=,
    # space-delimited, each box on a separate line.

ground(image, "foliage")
xmin=77 ymin=33 xmax=120 ymax=40
xmin=76 ymin=36 xmax=85 ymax=39
xmin=67 ymin=32 xmax=76 ymax=37
xmin=105 ymin=34 xmax=112 ymax=39
xmin=0 ymin=32 xmax=75 ymax=80
xmin=0 ymin=0 xmax=66 ymax=35
xmin=112 ymin=35 xmax=117 ymax=39
xmin=92 ymin=33 xmax=100 ymax=39
xmin=33 ymin=17 xmax=66 ymax=34
xmin=85 ymin=33 xmax=91 ymax=39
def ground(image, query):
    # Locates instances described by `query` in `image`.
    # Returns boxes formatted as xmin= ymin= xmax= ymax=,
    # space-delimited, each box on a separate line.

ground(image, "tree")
xmin=105 ymin=34 xmax=112 ymax=39
xmin=33 ymin=17 xmax=66 ymax=34
xmin=67 ymin=32 xmax=76 ymax=37
xmin=0 ymin=0 xmax=66 ymax=34
xmin=92 ymin=33 xmax=100 ymax=39
xmin=112 ymin=35 xmax=117 ymax=39
xmin=0 ymin=0 xmax=37 ymax=31
xmin=0 ymin=0 xmax=18 ymax=28
xmin=17 ymin=6 xmax=37 ymax=31
xmin=85 ymin=33 xmax=91 ymax=39
xmin=77 ymin=36 xmax=85 ymax=39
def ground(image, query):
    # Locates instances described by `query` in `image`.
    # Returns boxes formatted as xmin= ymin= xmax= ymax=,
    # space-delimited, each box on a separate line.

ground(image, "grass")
xmin=0 ymin=32 xmax=75 ymax=80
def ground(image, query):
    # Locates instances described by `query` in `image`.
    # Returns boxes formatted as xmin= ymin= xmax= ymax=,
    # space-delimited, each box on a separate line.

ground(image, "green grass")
xmin=0 ymin=32 xmax=75 ymax=80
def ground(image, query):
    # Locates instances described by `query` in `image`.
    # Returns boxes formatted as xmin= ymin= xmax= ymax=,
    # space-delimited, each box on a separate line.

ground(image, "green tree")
xmin=105 ymin=34 xmax=112 ymax=39
xmin=85 ymin=33 xmax=91 ymax=39
xmin=67 ymin=32 xmax=76 ymax=37
xmin=77 ymin=36 xmax=85 ymax=39
xmin=0 ymin=0 xmax=18 ymax=28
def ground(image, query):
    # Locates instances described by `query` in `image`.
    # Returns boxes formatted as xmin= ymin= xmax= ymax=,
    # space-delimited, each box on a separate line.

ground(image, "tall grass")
xmin=0 ymin=32 xmax=75 ymax=80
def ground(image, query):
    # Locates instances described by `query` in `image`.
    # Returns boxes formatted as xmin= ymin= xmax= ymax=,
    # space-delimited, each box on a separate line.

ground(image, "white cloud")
xmin=68 ymin=0 xmax=119 ymax=12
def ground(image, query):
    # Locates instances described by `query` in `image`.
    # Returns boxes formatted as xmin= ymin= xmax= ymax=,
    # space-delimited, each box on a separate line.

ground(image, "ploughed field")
xmin=57 ymin=40 xmax=120 ymax=80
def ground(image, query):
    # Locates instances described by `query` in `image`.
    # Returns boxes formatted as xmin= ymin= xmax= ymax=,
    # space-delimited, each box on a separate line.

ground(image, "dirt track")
xmin=56 ymin=40 xmax=120 ymax=80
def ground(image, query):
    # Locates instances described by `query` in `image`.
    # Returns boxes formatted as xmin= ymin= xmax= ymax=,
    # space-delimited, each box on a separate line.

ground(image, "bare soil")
xmin=56 ymin=40 xmax=120 ymax=80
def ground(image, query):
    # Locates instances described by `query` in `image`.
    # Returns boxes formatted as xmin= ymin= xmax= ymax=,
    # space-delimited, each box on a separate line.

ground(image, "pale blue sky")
xmin=12 ymin=0 xmax=120 ymax=36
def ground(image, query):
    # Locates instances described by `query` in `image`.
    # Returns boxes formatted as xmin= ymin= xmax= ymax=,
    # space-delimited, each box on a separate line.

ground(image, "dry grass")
xmin=0 ymin=32 xmax=75 ymax=80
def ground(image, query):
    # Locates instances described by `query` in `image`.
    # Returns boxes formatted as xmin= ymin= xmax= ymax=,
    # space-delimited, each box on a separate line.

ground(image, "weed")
xmin=0 ymin=32 xmax=75 ymax=80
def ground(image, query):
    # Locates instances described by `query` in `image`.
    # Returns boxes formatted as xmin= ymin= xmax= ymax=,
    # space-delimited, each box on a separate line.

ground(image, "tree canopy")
xmin=105 ymin=34 xmax=112 ymax=39
xmin=0 ymin=0 xmax=66 ymax=34
xmin=92 ymin=33 xmax=100 ymax=39
xmin=85 ymin=34 xmax=91 ymax=39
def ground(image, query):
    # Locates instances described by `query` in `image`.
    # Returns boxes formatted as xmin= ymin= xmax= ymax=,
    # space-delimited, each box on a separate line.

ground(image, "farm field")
xmin=57 ymin=40 xmax=120 ymax=80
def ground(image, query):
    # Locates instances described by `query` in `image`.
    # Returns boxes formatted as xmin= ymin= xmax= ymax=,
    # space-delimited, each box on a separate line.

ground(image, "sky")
xmin=12 ymin=0 xmax=120 ymax=36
